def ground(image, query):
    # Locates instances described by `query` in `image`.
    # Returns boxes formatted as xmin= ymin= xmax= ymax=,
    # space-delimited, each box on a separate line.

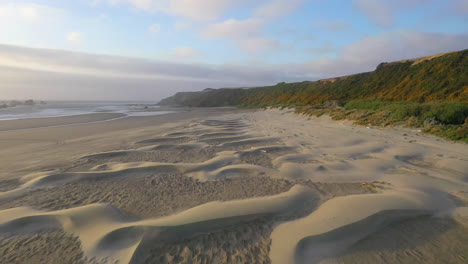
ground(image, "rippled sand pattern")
xmin=0 ymin=109 xmax=466 ymax=264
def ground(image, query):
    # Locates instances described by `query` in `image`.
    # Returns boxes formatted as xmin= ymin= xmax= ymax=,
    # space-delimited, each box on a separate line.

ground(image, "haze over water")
xmin=0 ymin=101 xmax=166 ymax=120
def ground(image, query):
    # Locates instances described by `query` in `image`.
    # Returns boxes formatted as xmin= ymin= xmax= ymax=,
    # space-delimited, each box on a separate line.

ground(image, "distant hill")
xmin=159 ymin=49 xmax=468 ymax=107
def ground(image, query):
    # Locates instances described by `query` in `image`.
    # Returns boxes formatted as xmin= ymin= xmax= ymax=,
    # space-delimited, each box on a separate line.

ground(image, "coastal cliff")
xmin=159 ymin=49 xmax=467 ymax=107
xmin=159 ymin=49 xmax=468 ymax=142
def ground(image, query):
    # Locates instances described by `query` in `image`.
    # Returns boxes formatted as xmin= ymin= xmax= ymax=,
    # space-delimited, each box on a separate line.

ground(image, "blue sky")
xmin=0 ymin=0 xmax=467 ymax=100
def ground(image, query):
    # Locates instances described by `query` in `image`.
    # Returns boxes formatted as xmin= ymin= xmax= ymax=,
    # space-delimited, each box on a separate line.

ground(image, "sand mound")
xmin=323 ymin=215 xmax=468 ymax=264
xmin=269 ymin=188 xmax=453 ymax=264
xmin=0 ymin=110 xmax=466 ymax=263
xmin=0 ymin=185 xmax=317 ymax=263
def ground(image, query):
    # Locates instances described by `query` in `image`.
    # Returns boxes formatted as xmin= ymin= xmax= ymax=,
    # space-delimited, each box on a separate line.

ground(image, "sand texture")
xmin=0 ymin=108 xmax=466 ymax=263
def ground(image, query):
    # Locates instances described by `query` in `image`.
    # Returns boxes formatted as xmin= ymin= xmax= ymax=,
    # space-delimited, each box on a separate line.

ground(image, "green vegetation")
xmin=424 ymin=124 xmax=468 ymax=143
xmin=239 ymin=49 xmax=468 ymax=107
xmin=159 ymin=89 xmax=246 ymax=107
xmin=294 ymin=100 xmax=468 ymax=142
xmin=159 ymin=49 xmax=468 ymax=142
xmin=344 ymin=99 xmax=390 ymax=111
xmin=343 ymin=100 xmax=468 ymax=125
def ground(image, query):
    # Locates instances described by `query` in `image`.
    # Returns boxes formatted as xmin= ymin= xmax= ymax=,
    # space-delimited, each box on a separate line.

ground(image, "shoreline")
xmin=0 ymin=107 xmax=251 ymax=180
xmin=0 ymin=113 xmax=128 ymax=132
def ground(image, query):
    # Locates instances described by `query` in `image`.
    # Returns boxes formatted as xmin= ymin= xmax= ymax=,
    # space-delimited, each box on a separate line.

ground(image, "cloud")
xmin=165 ymin=0 xmax=245 ymax=21
xmin=255 ymin=0 xmax=305 ymax=19
xmin=148 ymin=24 xmax=161 ymax=33
xmin=0 ymin=3 xmax=67 ymax=47
xmin=354 ymin=0 xmax=394 ymax=27
xmin=340 ymin=31 xmax=467 ymax=65
xmin=293 ymin=31 xmax=468 ymax=77
xmin=202 ymin=18 xmax=279 ymax=54
xmin=171 ymin=46 xmax=201 ymax=58
xmin=236 ymin=38 xmax=281 ymax=54
xmin=174 ymin=21 xmax=190 ymax=31
xmin=0 ymin=2 xmax=65 ymax=23
xmin=452 ymin=0 xmax=468 ymax=15
xmin=1 ymin=31 xmax=465 ymax=100
xmin=0 ymin=44 xmax=300 ymax=100
xmin=354 ymin=0 xmax=434 ymax=28
xmin=316 ymin=20 xmax=352 ymax=32
xmin=304 ymin=41 xmax=337 ymax=54
xmin=95 ymin=1 xmax=302 ymax=55
xmin=95 ymin=0 xmax=246 ymax=21
xmin=202 ymin=18 xmax=264 ymax=39
xmin=0 ymin=65 xmax=245 ymax=101
xmin=66 ymin=32 xmax=83 ymax=42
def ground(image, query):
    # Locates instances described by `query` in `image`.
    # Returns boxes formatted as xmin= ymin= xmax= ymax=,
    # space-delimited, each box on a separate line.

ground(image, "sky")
xmin=0 ymin=0 xmax=467 ymax=101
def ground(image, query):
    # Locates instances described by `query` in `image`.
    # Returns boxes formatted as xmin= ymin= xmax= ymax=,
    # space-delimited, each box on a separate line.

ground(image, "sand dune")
xmin=0 ymin=185 xmax=317 ymax=263
xmin=0 ymin=108 xmax=466 ymax=263
xmin=269 ymin=187 xmax=452 ymax=264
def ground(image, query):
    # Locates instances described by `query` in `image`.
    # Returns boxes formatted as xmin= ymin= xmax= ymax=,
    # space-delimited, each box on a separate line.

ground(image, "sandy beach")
xmin=0 ymin=108 xmax=466 ymax=264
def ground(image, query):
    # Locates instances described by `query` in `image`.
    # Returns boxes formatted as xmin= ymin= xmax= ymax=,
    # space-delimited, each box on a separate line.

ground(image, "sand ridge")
xmin=0 ymin=109 xmax=466 ymax=263
xmin=0 ymin=185 xmax=318 ymax=263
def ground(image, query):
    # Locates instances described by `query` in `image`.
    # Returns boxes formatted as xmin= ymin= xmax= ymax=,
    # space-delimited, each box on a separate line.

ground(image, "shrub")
xmin=424 ymin=125 xmax=468 ymax=143
xmin=423 ymin=102 xmax=468 ymax=125
xmin=344 ymin=99 xmax=389 ymax=111
xmin=345 ymin=100 xmax=468 ymax=125
xmin=384 ymin=102 xmax=428 ymax=120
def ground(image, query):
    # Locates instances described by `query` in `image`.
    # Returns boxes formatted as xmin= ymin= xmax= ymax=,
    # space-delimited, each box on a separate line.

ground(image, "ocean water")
xmin=0 ymin=101 xmax=171 ymax=120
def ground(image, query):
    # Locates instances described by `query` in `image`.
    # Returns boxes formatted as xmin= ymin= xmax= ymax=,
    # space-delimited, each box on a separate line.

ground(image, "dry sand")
xmin=0 ymin=108 xmax=466 ymax=264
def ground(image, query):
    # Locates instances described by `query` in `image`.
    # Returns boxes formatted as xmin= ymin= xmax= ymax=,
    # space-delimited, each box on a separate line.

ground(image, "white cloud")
xmin=148 ymin=24 xmax=161 ymax=33
xmin=96 ymin=0 xmax=246 ymax=21
xmin=171 ymin=46 xmax=200 ymax=58
xmin=0 ymin=44 xmax=296 ymax=94
xmin=67 ymin=32 xmax=83 ymax=42
xmin=293 ymin=31 xmax=468 ymax=77
xmin=0 ymin=3 xmax=67 ymax=47
xmin=341 ymin=31 xmax=467 ymax=64
xmin=202 ymin=18 xmax=280 ymax=54
xmin=0 ymin=2 xmax=65 ymax=23
xmin=255 ymin=0 xmax=305 ymax=19
xmin=167 ymin=0 xmax=244 ymax=21
xmin=202 ymin=18 xmax=264 ymax=39
xmin=1 ymin=31 xmax=465 ymax=100
xmin=236 ymin=38 xmax=281 ymax=54
xmin=0 ymin=44 xmax=306 ymax=100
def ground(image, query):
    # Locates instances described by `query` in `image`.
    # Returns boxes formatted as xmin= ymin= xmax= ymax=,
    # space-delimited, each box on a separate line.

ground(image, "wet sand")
xmin=0 ymin=113 xmax=126 ymax=132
